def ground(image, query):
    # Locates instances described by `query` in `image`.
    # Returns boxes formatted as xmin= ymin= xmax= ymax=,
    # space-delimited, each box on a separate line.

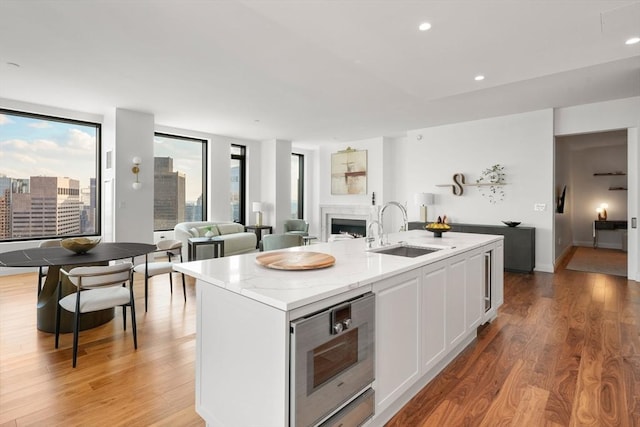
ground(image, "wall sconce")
xmin=132 ymin=156 xmax=142 ymax=190
xmin=414 ymin=192 xmax=435 ymax=222
xmin=252 ymin=202 xmax=263 ymax=226
xmin=596 ymin=203 xmax=608 ymax=220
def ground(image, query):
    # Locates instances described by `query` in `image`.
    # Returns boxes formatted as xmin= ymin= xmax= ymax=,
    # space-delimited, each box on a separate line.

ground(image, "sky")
xmin=0 ymin=112 xmax=97 ymax=188
xmin=0 ymin=113 xmax=204 ymax=202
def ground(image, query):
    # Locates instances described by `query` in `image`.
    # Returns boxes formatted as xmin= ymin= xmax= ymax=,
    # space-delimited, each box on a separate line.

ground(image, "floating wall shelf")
xmin=435 ymin=183 xmax=506 ymax=187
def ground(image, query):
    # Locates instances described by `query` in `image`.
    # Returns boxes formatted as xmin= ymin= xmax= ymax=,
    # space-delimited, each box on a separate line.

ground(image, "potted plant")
xmin=476 ymin=164 xmax=505 ymax=204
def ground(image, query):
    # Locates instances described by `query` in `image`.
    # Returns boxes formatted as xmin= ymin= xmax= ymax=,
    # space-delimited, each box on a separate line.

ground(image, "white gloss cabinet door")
xmin=465 ymin=251 xmax=484 ymax=331
xmin=420 ymin=262 xmax=447 ymax=374
xmin=445 ymin=257 xmax=467 ymax=349
xmin=374 ymin=270 xmax=421 ymax=415
xmin=493 ymin=242 xmax=504 ymax=307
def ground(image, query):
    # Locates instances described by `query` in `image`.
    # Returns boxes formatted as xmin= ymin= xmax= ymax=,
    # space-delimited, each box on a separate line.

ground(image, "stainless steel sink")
xmin=369 ymin=244 xmax=441 ymax=258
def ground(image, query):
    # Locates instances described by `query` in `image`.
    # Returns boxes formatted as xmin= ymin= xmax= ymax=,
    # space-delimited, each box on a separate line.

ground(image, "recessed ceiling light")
xmin=418 ymin=22 xmax=432 ymax=31
xmin=474 ymin=75 xmax=485 ymax=81
xmin=625 ymin=37 xmax=640 ymax=45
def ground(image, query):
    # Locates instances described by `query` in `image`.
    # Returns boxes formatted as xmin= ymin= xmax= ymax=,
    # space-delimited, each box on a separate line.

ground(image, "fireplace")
xmin=331 ymin=218 xmax=366 ymax=238
xmin=320 ymin=204 xmax=377 ymax=241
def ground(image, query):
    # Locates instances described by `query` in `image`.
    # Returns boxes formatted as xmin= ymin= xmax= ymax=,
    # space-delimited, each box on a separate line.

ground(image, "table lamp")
xmin=414 ymin=193 xmax=435 ymax=222
xmin=252 ymin=202 xmax=263 ymax=226
xmin=596 ymin=203 xmax=608 ymax=221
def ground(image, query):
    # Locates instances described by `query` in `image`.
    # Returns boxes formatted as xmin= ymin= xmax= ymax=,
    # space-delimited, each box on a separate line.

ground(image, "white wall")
xmin=555 ymin=96 xmax=640 ymax=281
xmin=111 ymin=108 xmax=155 ymax=244
xmin=314 ymin=110 xmax=555 ymax=272
xmin=397 ymin=109 xmax=555 ymax=272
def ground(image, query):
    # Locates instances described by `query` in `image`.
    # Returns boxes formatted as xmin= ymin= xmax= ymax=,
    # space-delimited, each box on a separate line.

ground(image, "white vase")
xmin=205 ymin=230 xmax=214 ymax=238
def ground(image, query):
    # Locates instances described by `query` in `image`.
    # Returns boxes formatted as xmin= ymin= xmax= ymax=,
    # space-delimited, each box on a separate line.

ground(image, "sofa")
xmin=174 ymin=221 xmax=257 ymax=260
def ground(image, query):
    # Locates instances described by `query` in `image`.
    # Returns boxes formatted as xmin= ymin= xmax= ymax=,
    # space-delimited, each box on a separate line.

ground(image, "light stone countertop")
xmin=174 ymin=230 xmax=503 ymax=312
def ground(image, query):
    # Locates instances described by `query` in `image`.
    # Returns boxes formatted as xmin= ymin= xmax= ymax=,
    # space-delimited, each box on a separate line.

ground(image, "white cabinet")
xmin=420 ymin=261 xmax=447 ymax=373
xmin=373 ymin=241 xmax=503 ymax=425
xmin=482 ymin=241 xmax=504 ymax=323
xmin=465 ymin=250 xmax=484 ymax=331
xmin=445 ymin=256 xmax=467 ymax=349
xmin=374 ymin=269 xmax=421 ymax=414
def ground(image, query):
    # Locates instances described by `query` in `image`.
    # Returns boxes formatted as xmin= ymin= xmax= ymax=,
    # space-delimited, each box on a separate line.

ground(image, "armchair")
xmin=284 ymin=219 xmax=309 ymax=237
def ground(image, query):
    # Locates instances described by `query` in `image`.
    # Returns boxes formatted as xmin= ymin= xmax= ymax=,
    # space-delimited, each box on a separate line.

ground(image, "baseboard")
xmin=573 ymin=240 xmax=623 ymax=250
xmin=554 ymin=245 xmax=574 ymax=271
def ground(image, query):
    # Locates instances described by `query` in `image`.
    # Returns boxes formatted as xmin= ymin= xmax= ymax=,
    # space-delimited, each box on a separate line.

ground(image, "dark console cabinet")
xmin=408 ymin=221 xmax=535 ymax=273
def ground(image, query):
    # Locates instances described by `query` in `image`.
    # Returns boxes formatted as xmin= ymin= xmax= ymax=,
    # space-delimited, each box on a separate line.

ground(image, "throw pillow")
xmin=197 ymin=225 xmax=219 ymax=237
xmin=217 ymin=223 xmax=243 ymax=235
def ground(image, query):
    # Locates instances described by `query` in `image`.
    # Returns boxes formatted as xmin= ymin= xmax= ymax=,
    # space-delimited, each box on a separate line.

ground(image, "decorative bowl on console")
xmin=61 ymin=237 xmax=101 ymax=254
xmin=502 ymin=221 xmax=521 ymax=227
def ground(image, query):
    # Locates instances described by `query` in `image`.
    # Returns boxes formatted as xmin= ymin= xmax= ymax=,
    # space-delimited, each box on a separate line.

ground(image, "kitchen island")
xmin=175 ymin=230 xmax=504 ymax=427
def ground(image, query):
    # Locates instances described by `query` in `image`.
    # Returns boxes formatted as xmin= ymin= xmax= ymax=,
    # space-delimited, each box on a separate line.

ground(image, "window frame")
xmin=153 ymin=132 xmax=207 ymax=232
xmin=231 ymin=144 xmax=246 ymax=224
xmin=0 ymin=108 xmax=101 ymax=242
xmin=292 ymin=153 xmax=304 ymax=219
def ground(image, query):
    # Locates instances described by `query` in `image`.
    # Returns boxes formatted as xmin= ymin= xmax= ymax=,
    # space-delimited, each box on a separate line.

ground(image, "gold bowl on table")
xmin=61 ymin=237 xmax=101 ymax=254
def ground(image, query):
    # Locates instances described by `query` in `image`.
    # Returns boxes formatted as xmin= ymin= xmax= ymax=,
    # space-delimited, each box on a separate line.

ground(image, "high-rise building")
xmin=154 ymin=157 xmax=186 ymax=230
xmin=11 ymin=176 xmax=81 ymax=238
xmin=0 ymin=176 xmax=30 ymax=239
xmin=0 ymin=176 xmax=12 ymax=239
xmin=79 ymin=177 xmax=97 ymax=233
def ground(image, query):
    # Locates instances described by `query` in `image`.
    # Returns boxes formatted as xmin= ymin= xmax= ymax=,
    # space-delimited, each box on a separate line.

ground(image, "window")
xmin=153 ymin=133 xmax=206 ymax=231
xmin=291 ymin=153 xmax=304 ymax=219
xmin=0 ymin=109 xmax=100 ymax=241
xmin=231 ymin=145 xmax=246 ymax=223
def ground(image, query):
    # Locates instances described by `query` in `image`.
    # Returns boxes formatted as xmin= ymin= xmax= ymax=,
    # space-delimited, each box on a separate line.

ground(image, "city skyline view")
xmin=0 ymin=112 xmax=97 ymax=188
xmin=154 ymin=134 xmax=203 ymax=203
xmin=0 ymin=113 xmax=203 ymax=205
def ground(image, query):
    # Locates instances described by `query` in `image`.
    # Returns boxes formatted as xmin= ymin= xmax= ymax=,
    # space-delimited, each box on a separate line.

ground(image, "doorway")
xmin=554 ymin=130 xmax=628 ymax=277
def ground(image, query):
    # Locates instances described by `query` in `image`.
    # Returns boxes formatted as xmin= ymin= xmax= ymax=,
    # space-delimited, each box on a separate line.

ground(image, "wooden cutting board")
xmin=255 ymin=251 xmax=336 ymax=270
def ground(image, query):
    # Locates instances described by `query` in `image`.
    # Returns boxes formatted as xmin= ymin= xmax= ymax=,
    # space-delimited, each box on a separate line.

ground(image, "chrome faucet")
xmin=379 ymin=201 xmax=408 ymax=244
xmin=366 ymin=219 xmax=383 ymax=247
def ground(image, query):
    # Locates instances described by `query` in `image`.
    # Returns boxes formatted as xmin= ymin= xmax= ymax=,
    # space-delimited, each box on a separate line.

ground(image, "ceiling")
xmin=1 ymin=0 xmax=639 ymax=145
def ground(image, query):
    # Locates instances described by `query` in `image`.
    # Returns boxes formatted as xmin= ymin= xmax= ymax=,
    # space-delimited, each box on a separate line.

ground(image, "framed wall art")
xmin=331 ymin=147 xmax=367 ymax=195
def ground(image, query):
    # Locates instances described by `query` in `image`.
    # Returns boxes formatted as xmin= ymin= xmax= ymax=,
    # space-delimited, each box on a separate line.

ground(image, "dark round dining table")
xmin=0 ymin=242 xmax=156 ymax=333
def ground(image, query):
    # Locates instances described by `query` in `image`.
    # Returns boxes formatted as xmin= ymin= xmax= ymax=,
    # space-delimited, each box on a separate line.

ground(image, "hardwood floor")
xmin=1 ymin=261 xmax=639 ymax=426
xmin=0 ymin=270 xmax=204 ymax=426
xmin=387 ymin=263 xmax=640 ymax=426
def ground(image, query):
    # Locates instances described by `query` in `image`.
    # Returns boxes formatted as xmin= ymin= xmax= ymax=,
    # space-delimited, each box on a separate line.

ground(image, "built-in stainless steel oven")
xmin=290 ymin=293 xmax=375 ymax=427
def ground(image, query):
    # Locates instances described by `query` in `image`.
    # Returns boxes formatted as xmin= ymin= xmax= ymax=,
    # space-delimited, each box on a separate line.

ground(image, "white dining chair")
xmin=133 ymin=239 xmax=186 ymax=312
xmin=55 ymin=262 xmax=136 ymax=368
xmin=37 ymin=239 xmax=62 ymax=295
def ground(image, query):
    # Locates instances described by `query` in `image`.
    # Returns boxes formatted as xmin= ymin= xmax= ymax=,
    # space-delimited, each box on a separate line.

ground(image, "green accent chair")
xmin=284 ymin=219 xmax=309 ymax=237
xmin=261 ymin=234 xmax=304 ymax=251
